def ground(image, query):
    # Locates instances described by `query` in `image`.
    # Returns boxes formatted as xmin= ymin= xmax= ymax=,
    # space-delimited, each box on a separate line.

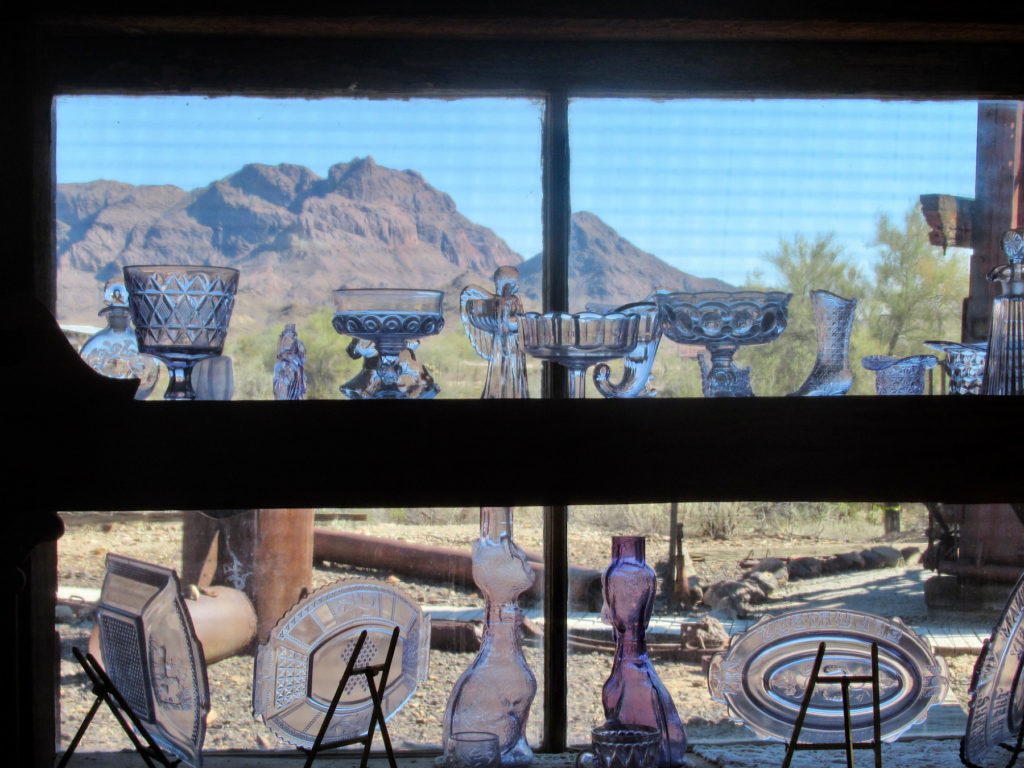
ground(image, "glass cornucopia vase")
xmin=460 ymin=266 xmax=529 ymax=398
xmin=789 ymin=290 xmax=857 ymax=396
xmin=601 ymin=536 xmax=686 ymax=768
xmin=984 ymin=228 xmax=1024 ymax=394
xmin=443 ymin=507 xmax=536 ymax=767
xmin=80 ymin=279 xmax=160 ymax=400
xmin=592 ymin=300 xmax=663 ymax=398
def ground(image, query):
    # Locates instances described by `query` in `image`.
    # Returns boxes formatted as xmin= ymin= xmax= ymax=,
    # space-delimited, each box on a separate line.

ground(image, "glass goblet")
xmin=447 ymin=731 xmax=501 ymax=768
xmin=123 ymin=265 xmax=239 ymax=401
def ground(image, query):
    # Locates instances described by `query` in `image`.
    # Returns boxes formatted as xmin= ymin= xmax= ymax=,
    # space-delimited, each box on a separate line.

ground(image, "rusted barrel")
xmin=89 ymin=585 xmax=256 ymax=666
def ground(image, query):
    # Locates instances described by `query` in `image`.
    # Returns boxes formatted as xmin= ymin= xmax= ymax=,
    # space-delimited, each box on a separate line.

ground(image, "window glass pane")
xmin=55 ymin=96 xmax=543 ymax=400
xmin=57 ymin=506 xmax=545 ymax=753
xmin=565 ymin=501 xmax=992 ymax=750
xmin=567 ymin=99 xmax=983 ymax=398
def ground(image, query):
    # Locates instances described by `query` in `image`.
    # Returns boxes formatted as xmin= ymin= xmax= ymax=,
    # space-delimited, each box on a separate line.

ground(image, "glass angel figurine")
xmin=460 ymin=266 xmax=529 ymax=399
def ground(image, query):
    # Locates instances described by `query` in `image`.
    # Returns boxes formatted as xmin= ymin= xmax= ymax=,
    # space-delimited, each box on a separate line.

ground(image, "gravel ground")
xmin=55 ymin=513 xmax=987 ymax=758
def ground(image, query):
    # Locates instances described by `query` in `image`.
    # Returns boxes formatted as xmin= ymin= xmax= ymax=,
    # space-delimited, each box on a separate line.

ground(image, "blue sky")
xmin=56 ymin=95 xmax=979 ymax=287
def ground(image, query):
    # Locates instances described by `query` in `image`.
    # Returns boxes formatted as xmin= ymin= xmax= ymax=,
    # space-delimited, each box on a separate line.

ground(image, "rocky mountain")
xmin=57 ymin=161 xmax=732 ymax=334
xmin=57 ymin=157 xmax=522 ymax=331
xmin=517 ymin=211 xmax=733 ymax=311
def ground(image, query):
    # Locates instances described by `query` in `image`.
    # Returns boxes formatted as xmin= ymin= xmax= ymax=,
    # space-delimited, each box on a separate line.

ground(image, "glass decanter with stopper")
xmin=79 ymin=279 xmax=159 ymax=400
xmin=601 ymin=536 xmax=687 ymax=768
xmin=984 ymin=228 xmax=1024 ymax=394
xmin=443 ymin=507 xmax=536 ymax=767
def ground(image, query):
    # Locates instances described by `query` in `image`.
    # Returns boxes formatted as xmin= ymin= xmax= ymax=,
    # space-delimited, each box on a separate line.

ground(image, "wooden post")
xmin=182 ymin=509 xmax=314 ymax=647
xmin=883 ymin=503 xmax=901 ymax=535
xmin=963 ymin=102 xmax=1024 ymax=343
xmin=666 ymin=502 xmax=678 ymax=608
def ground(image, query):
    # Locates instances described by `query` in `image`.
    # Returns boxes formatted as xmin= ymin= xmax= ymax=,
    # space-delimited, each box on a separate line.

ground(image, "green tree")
xmin=867 ymin=203 xmax=968 ymax=356
xmin=741 ymin=232 xmax=870 ymax=395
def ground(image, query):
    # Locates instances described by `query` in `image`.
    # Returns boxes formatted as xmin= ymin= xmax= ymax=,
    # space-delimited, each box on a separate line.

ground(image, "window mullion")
xmin=541 ymin=89 xmax=570 ymax=754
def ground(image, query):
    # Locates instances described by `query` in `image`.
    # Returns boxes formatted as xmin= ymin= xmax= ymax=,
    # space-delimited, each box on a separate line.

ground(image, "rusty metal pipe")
xmin=313 ymin=528 xmax=604 ymax=609
xmin=89 ymin=586 xmax=256 ymax=666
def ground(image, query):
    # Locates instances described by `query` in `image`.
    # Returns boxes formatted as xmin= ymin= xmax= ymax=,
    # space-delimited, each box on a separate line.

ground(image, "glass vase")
xmin=443 ymin=508 xmax=537 ymax=767
xmin=789 ymin=290 xmax=857 ymax=396
xmin=601 ymin=536 xmax=686 ymax=768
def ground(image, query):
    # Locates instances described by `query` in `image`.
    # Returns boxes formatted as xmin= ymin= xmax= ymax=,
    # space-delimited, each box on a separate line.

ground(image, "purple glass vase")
xmin=601 ymin=536 xmax=686 ymax=768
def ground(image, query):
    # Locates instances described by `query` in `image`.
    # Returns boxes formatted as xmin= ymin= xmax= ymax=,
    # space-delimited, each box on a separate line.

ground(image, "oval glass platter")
xmin=707 ymin=609 xmax=948 ymax=744
xmin=963 ymin=571 xmax=1024 ymax=764
xmin=96 ymin=553 xmax=210 ymax=768
xmin=252 ymin=579 xmax=431 ymax=747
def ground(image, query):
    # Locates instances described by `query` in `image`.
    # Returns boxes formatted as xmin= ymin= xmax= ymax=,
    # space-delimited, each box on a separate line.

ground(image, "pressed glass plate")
xmin=963 ymin=572 xmax=1024 ymax=763
xmin=707 ymin=609 xmax=948 ymax=744
xmin=252 ymin=579 xmax=431 ymax=748
xmin=96 ymin=554 xmax=210 ymax=768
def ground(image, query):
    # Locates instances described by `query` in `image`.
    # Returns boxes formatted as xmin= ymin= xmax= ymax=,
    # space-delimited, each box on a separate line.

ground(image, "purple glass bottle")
xmin=601 ymin=536 xmax=687 ymax=767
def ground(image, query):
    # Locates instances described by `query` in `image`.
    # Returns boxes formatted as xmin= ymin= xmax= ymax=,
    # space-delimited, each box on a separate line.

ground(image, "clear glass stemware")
xmin=519 ymin=310 xmax=640 ymax=398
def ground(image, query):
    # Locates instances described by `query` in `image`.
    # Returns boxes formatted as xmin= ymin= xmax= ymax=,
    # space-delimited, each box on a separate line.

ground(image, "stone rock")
xmin=745 ymin=570 xmax=779 ymax=597
xmin=703 ymin=579 xmax=760 ymax=618
xmin=787 ymin=556 xmax=822 ymax=579
xmin=820 ymin=555 xmax=844 ymax=574
xmin=681 ymin=616 xmax=730 ymax=650
xmin=834 ymin=551 xmax=866 ymax=570
xmin=900 ymin=545 xmax=922 ymax=563
xmin=860 ymin=548 xmax=887 ymax=569
xmin=869 ymin=545 xmax=904 ymax=567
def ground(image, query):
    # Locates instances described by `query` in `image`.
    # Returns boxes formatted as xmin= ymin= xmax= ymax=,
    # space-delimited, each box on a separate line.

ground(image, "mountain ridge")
xmin=57 ymin=159 xmax=733 ymax=333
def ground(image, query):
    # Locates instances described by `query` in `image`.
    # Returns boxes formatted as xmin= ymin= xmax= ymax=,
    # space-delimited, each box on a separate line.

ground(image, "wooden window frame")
xmin=9 ymin=8 xmax=1024 ymax=766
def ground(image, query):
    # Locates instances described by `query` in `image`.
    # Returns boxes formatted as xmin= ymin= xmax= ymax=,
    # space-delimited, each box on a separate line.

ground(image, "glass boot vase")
xmin=443 ymin=508 xmax=537 ymax=767
xmin=789 ymin=290 xmax=857 ymax=396
xmin=601 ymin=536 xmax=687 ymax=768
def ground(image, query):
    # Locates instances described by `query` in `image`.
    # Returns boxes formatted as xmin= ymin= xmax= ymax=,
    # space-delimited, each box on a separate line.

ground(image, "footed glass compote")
xmin=123 ymin=265 xmax=239 ymax=401
xmin=654 ymin=289 xmax=791 ymax=397
xmin=519 ymin=309 xmax=640 ymax=398
xmin=332 ymin=288 xmax=445 ymax=399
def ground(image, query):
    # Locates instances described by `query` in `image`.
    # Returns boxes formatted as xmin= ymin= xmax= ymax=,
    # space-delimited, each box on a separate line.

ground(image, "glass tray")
xmin=252 ymin=578 xmax=431 ymax=747
xmin=96 ymin=554 xmax=210 ymax=768
xmin=963 ymin=572 xmax=1024 ymax=763
xmin=707 ymin=609 xmax=948 ymax=744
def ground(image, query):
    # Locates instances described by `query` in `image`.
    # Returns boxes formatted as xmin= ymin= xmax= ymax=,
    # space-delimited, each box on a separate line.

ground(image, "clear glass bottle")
xmin=79 ymin=279 xmax=159 ymax=400
xmin=601 ymin=536 xmax=687 ymax=768
xmin=443 ymin=507 xmax=536 ymax=767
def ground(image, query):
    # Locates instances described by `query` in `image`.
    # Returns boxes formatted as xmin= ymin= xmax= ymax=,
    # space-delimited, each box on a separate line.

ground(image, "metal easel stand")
xmin=58 ymin=647 xmax=181 ymax=768
xmin=781 ymin=641 xmax=883 ymax=768
xmin=301 ymin=626 xmax=401 ymax=768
